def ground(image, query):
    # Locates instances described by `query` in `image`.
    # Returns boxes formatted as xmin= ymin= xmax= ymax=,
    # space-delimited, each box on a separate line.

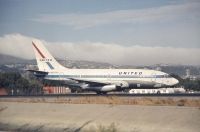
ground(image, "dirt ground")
xmin=0 ymin=100 xmax=200 ymax=132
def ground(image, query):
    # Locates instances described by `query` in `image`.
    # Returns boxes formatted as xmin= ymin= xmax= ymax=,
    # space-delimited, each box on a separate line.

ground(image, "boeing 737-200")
xmin=29 ymin=40 xmax=179 ymax=94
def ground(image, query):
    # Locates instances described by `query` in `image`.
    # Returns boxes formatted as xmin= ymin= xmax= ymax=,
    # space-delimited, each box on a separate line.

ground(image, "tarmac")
xmin=0 ymin=102 xmax=200 ymax=132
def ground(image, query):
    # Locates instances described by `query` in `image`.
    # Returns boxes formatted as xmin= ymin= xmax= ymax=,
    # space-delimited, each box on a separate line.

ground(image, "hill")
xmin=0 ymin=54 xmax=200 ymax=77
xmin=0 ymin=54 xmax=28 ymax=65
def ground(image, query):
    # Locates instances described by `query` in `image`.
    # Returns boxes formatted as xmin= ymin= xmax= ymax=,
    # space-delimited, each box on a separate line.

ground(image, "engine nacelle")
xmin=100 ymin=85 xmax=117 ymax=92
xmin=114 ymin=81 xmax=129 ymax=88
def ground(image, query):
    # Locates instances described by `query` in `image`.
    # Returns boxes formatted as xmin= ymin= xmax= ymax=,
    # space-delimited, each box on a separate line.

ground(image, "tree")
xmin=0 ymin=72 xmax=43 ymax=95
xmin=168 ymin=74 xmax=200 ymax=91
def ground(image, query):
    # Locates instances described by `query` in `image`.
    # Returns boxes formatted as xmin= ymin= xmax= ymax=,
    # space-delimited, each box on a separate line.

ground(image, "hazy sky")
xmin=0 ymin=0 xmax=200 ymax=65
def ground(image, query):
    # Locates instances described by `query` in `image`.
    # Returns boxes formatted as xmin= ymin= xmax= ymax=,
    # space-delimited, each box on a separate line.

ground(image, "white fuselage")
xmin=44 ymin=68 xmax=179 ymax=89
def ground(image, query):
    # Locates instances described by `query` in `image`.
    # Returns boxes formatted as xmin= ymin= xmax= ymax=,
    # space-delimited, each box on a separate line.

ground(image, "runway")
xmin=1 ymin=93 xmax=200 ymax=98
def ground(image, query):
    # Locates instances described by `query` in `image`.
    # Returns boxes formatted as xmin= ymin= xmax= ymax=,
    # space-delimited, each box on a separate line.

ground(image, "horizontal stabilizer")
xmin=27 ymin=69 xmax=48 ymax=77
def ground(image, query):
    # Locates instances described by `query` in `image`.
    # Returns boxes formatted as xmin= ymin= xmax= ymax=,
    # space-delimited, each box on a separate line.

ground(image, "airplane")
xmin=29 ymin=40 xmax=179 ymax=94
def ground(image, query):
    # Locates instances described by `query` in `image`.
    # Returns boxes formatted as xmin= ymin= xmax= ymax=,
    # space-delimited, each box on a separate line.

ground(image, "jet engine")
xmin=100 ymin=85 xmax=117 ymax=92
xmin=79 ymin=84 xmax=117 ymax=92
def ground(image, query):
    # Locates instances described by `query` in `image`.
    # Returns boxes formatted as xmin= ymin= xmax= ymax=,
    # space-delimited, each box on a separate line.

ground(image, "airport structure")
xmin=43 ymin=86 xmax=70 ymax=94
xmin=129 ymin=87 xmax=185 ymax=94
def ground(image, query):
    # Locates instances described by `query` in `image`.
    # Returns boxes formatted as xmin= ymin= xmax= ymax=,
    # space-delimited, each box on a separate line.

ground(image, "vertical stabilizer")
xmin=32 ymin=40 xmax=67 ymax=72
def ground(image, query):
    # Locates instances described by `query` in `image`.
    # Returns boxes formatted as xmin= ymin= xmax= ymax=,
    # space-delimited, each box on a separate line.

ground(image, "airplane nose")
xmin=173 ymin=78 xmax=179 ymax=85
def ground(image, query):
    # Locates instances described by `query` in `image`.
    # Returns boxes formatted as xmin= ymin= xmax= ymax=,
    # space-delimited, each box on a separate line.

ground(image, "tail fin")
xmin=32 ymin=40 xmax=67 ymax=72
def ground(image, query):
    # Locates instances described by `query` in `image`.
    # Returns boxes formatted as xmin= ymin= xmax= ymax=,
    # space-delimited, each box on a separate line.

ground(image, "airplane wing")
xmin=69 ymin=78 xmax=128 ymax=87
xmin=27 ymin=69 xmax=48 ymax=74
xmin=69 ymin=78 xmax=110 ymax=86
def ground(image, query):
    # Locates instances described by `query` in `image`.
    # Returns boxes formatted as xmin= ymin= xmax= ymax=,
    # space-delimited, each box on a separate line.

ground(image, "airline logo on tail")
xmin=32 ymin=41 xmax=54 ymax=70
xmin=32 ymin=42 xmax=45 ymax=58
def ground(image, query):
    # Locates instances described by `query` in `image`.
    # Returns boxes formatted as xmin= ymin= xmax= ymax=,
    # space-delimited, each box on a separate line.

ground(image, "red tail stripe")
xmin=32 ymin=42 xmax=45 ymax=58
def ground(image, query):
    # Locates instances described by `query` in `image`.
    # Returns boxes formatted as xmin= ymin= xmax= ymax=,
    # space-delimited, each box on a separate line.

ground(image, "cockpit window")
xmin=155 ymin=74 xmax=172 ymax=78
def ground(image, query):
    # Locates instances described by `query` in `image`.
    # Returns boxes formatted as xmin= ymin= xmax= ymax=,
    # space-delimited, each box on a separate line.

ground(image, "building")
xmin=43 ymin=86 xmax=71 ymax=94
xmin=129 ymin=87 xmax=185 ymax=94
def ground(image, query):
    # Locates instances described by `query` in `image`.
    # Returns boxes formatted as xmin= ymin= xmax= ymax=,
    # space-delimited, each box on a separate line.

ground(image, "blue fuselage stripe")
xmin=46 ymin=62 xmax=54 ymax=69
xmin=45 ymin=74 xmax=169 ymax=79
